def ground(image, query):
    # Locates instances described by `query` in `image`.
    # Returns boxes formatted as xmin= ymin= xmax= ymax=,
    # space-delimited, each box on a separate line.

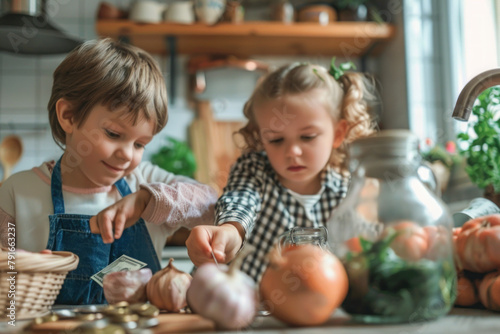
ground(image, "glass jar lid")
xmin=349 ymin=129 xmax=419 ymax=160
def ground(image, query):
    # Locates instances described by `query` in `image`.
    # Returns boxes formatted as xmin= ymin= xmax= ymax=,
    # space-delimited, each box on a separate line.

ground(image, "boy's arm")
xmin=139 ymin=182 xmax=218 ymax=229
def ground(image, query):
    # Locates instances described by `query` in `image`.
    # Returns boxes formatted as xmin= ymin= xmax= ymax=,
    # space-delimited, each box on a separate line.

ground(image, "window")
xmin=404 ymin=0 xmax=498 ymax=143
xmin=404 ymin=0 xmax=498 ymax=202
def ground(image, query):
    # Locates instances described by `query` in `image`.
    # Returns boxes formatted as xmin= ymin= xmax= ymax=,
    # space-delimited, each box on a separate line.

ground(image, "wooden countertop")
xmin=10 ymin=307 xmax=499 ymax=334
xmin=240 ymin=308 xmax=500 ymax=334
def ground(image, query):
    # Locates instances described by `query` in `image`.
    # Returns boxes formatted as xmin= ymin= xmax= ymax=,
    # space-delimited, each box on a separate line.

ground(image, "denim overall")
xmin=47 ymin=157 xmax=161 ymax=305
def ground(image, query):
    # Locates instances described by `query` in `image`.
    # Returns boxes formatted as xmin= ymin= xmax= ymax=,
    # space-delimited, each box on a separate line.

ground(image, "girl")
xmin=0 ymin=38 xmax=217 ymax=304
xmin=186 ymin=61 xmax=378 ymax=282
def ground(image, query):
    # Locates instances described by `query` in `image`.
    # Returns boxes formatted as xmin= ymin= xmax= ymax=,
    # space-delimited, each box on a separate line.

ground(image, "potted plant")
xmin=334 ymin=0 xmax=385 ymax=23
xmin=150 ymin=137 xmax=197 ymax=178
xmin=421 ymin=138 xmax=461 ymax=193
xmin=457 ymin=86 xmax=500 ymax=206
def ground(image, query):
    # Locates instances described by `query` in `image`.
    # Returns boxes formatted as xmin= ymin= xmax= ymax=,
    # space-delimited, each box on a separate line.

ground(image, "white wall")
xmin=0 ymin=0 xmax=403 ymax=177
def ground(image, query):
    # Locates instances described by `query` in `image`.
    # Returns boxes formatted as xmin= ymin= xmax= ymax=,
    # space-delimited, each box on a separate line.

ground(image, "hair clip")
xmin=312 ymin=68 xmax=325 ymax=82
xmin=328 ymin=57 xmax=357 ymax=80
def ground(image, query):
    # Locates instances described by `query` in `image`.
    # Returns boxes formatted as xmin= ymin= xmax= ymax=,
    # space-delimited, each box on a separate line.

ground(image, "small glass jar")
xmin=277 ymin=226 xmax=328 ymax=252
xmin=327 ymin=130 xmax=456 ymax=323
xmin=272 ymin=0 xmax=294 ymax=23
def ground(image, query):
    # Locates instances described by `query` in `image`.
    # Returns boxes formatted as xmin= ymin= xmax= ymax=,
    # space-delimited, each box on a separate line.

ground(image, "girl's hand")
xmin=89 ymin=189 xmax=151 ymax=243
xmin=186 ymin=223 xmax=244 ymax=267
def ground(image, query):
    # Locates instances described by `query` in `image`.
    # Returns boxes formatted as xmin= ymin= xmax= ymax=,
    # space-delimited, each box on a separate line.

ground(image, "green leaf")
xmin=150 ymin=137 xmax=197 ymax=178
xmin=457 ymin=85 xmax=500 ymax=189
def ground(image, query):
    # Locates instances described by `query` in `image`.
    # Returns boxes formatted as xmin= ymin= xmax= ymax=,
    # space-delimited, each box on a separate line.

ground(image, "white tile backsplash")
xmin=39 ymin=54 xmax=67 ymax=73
xmin=39 ymin=74 xmax=54 ymax=108
xmin=0 ymin=53 xmax=37 ymax=72
xmin=0 ymin=74 xmax=38 ymax=110
xmin=46 ymin=0 xmax=82 ymax=20
xmin=53 ymin=20 xmax=82 ymax=38
xmin=83 ymin=0 xmax=105 ymax=19
xmin=82 ymin=19 xmax=99 ymax=40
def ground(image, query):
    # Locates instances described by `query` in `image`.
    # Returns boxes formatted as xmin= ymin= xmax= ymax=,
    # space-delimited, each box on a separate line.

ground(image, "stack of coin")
xmin=29 ymin=302 xmax=160 ymax=334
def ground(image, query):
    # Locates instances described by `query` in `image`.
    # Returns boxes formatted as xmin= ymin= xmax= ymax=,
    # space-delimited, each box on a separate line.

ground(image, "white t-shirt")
xmin=0 ymin=161 xmax=209 ymax=260
xmin=287 ymin=187 xmax=325 ymax=221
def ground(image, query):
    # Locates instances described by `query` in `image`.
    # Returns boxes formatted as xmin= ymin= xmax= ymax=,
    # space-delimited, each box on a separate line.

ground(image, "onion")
xmin=259 ymin=244 xmax=348 ymax=326
xmin=146 ymin=258 xmax=192 ymax=312
xmin=103 ymin=268 xmax=152 ymax=304
xmin=186 ymin=247 xmax=258 ymax=330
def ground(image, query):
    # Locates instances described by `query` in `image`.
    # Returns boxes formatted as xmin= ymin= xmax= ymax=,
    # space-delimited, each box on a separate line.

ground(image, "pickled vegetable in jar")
xmin=327 ymin=130 xmax=456 ymax=323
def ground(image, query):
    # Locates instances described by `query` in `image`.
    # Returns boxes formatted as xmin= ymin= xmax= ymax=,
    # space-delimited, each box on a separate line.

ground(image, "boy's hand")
xmin=186 ymin=223 xmax=244 ymax=267
xmin=89 ymin=189 xmax=151 ymax=243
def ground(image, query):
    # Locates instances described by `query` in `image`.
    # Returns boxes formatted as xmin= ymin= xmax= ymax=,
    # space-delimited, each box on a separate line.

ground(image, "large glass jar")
xmin=327 ymin=130 xmax=456 ymax=323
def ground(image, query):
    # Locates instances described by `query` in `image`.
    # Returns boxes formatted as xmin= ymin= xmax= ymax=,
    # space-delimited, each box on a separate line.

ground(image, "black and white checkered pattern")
xmin=215 ymin=151 xmax=349 ymax=283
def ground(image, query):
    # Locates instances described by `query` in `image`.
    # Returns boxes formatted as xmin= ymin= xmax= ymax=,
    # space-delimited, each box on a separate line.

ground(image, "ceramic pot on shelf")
xmin=164 ymin=1 xmax=195 ymax=24
xmin=194 ymin=0 xmax=226 ymax=25
xmin=129 ymin=0 xmax=166 ymax=23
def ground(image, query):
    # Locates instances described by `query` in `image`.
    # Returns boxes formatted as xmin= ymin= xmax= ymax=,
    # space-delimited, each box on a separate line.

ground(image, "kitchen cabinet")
xmin=95 ymin=21 xmax=395 ymax=58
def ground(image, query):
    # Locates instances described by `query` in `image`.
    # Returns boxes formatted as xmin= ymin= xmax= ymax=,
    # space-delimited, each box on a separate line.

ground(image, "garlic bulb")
xmin=103 ymin=268 xmax=152 ymax=304
xmin=186 ymin=247 xmax=258 ymax=330
xmin=146 ymin=258 xmax=192 ymax=312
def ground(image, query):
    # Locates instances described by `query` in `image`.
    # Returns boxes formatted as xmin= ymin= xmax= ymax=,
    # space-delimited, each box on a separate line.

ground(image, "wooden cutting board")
xmin=190 ymin=100 xmax=244 ymax=195
xmin=29 ymin=313 xmax=215 ymax=333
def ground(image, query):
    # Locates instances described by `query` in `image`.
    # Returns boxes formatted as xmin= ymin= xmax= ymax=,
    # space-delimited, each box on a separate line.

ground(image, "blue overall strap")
xmin=51 ymin=156 xmax=65 ymax=215
xmin=114 ymin=177 xmax=132 ymax=197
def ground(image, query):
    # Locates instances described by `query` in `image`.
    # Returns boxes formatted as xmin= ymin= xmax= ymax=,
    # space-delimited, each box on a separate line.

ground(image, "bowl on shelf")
xmin=164 ymin=1 xmax=195 ymax=24
xmin=194 ymin=0 xmax=226 ymax=25
xmin=297 ymin=5 xmax=337 ymax=25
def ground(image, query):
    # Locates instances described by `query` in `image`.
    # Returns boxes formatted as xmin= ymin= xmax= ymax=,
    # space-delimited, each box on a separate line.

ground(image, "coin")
xmin=32 ymin=313 xmax=59 ymax=325
xmin=114 ymin=301 xmax=129 ymax=309
xmin=52 ymin=308 xmax=76 ymax=319
xmin=129 ymin=303 xmax=148 ymax=312
xmin=105 ymin=307 xmax=130 ymax=317
xmin=137 ymin=316 xmax=159 ymax=328
xmin=130 ymin=304 xmax=159 ymax=317
xmin=77 ymin=313 xmax=104 ymax=321
xmin=109 ymin=313 xmax=139 ymax=324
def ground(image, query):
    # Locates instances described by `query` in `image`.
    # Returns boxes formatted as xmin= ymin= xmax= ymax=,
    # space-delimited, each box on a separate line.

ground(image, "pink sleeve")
xmin=139 ymin=182 xmax=217 ymax=229
xmin=0 ymin=206 xmax=15 ymax=248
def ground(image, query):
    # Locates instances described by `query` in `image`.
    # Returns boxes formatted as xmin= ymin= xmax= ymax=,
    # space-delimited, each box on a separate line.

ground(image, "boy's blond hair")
xmin=48 ymin=38 xmax=168 ymax=148
xmin=239 ymin=62 xmax=377 ymax=171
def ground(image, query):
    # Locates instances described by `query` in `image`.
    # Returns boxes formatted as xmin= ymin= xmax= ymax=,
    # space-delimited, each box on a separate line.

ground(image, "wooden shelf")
xmin=96 ymin=21 xmax=396 ymax=57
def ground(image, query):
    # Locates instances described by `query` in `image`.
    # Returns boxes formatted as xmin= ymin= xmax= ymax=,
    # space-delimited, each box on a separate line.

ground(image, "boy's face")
xmin=255 ymin=90 xmax=337 ymax=195
xmin=62 ymin=103 xmax=155 ymax=188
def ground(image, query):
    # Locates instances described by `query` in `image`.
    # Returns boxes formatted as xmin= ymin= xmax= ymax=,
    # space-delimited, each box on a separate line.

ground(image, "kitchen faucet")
xmin=453 ymin=69 xmax=500 ymax=121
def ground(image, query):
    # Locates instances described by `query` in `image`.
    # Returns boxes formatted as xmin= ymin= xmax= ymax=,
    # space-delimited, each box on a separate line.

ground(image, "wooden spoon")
xmin=0 ymin=135 xmax=23 ymax=182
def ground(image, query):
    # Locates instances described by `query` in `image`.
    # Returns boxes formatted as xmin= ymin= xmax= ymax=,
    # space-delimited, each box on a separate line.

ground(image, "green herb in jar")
xmin=342 ymin=231 xmax=457 ymax=323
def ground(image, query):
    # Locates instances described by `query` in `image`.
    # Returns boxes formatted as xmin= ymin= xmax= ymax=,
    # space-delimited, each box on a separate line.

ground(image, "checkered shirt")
xmin=215 ymin=151 xmax=350 ymax=283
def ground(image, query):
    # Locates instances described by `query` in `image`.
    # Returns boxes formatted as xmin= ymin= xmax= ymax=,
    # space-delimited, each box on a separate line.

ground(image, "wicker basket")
xmin=0 ymin=249 xmax=79 ymax=320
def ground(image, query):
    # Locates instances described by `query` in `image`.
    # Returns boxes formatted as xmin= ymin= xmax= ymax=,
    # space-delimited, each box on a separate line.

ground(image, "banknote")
xmin=90 ymin=254 xmax=146 ymax=287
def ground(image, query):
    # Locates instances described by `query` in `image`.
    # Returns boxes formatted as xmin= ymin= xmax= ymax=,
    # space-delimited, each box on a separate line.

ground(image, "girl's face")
xmin=255 ymin=89 xmax=344 ymax=195
xmin=62 ymin=103 xmax=155 ymax=188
